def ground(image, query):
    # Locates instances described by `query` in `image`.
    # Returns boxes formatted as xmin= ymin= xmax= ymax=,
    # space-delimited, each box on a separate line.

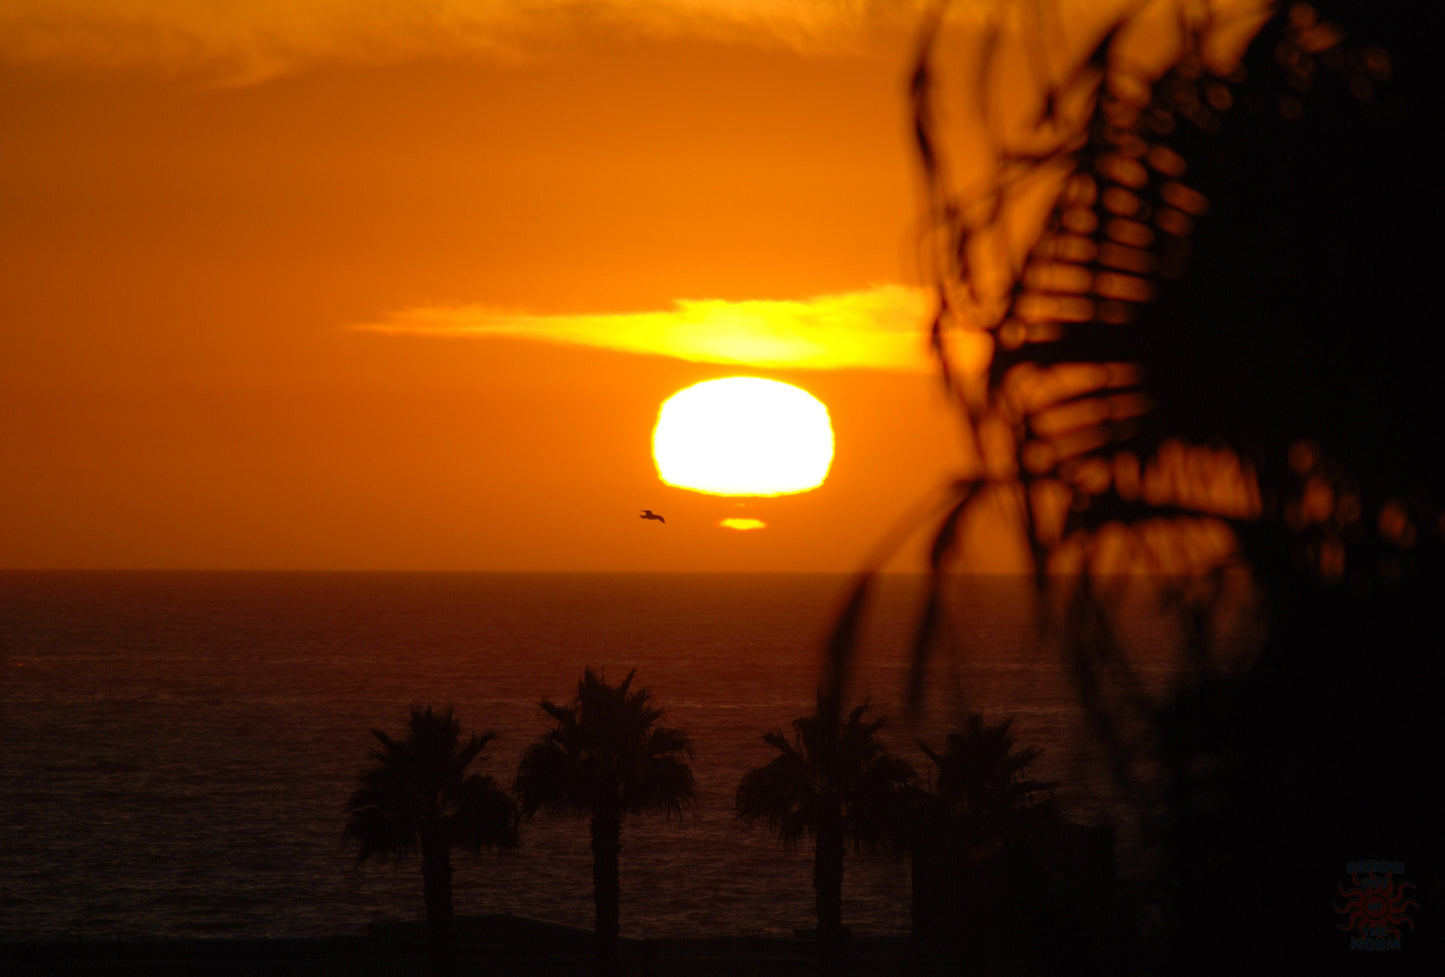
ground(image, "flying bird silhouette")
xmin=640 ymin=510 xmax=666 ymax=524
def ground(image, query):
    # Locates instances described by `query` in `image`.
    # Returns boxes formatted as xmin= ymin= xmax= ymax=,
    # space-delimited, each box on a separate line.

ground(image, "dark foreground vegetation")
xmin=836 ymin=0 xmax=1443 ymax=974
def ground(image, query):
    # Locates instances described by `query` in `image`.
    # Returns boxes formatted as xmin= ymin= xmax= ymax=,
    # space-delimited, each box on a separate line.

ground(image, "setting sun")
xmin=652 ymin=378 xmax=834 ymax=496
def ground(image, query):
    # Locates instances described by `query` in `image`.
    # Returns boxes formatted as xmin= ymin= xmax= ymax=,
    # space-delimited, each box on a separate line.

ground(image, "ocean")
xmin=0 ymin=571 xmax=1221 ymax=942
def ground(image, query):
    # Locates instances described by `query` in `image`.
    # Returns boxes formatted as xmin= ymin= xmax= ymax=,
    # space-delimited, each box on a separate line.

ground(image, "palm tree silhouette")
xmin=910 ymin=713 xmax=1062 ymax=963
xmin=917 ymin=713 xmax=1057 ymax=849
xmin=735 ymin=695 xmax=914 ymax=976
xmin=513 ymin=668 xmax=695 ymax=977
xmin=344 ymin=705 xmax=518 ymax=955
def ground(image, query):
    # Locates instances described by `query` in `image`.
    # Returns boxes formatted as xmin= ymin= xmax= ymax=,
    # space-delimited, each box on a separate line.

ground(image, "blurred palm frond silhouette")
xmin=832 ymin=0 xmax=1440 ymax=710
xmin=830 ymin=2 xmax=1441 ymax=969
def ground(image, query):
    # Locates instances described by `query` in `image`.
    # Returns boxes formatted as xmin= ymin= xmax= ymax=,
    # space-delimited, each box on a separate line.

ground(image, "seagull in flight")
xmin=640 ymin=509 xmax=666 ymax=524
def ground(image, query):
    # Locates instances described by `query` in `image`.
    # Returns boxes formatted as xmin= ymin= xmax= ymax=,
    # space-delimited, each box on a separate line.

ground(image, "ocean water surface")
xmin=0 ymin=571 xmax=1216 ymax=941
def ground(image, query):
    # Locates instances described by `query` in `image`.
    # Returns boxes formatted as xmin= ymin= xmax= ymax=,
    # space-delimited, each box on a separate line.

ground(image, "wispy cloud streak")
xmin=353 ymin=285 xmax=936 ymax=373
xmin=0 ymin=1 xmax=923 ymax=81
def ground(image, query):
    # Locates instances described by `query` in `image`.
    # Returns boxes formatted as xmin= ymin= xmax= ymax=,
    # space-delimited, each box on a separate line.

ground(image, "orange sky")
xmin=0 ymin=1 xmax=1267 ymax=572
xmin=0 ymin=0 xmax=996 ymax=572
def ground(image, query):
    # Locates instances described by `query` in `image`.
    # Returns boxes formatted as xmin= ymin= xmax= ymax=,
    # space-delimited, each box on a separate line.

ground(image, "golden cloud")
xmin=353 ymin=285 xmax=939 ymax=373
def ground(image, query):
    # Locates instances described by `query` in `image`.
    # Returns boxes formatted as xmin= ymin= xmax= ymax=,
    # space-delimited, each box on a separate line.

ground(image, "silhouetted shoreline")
xmin=0 ymin=914 xmax=956 ymax=976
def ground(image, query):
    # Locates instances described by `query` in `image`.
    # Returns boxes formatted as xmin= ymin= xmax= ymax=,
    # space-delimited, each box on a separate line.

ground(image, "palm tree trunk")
xmin=815 ymin=813 xmax=845 ymax=977
xmin=591 ymin=805 xmax=623 ymax=977
xmin=421 ymin=834 xmax=454 ymax=950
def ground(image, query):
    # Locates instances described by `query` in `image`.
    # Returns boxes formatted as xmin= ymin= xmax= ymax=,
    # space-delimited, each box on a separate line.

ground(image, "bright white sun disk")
xmin=652 ymin=378 xmax=834 ymax=496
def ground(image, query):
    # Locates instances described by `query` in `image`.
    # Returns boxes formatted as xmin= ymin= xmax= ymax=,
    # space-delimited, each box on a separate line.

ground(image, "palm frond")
xmin=736 ymin=698 xmax=914 ymax=855
xmin=345 ymin=705 xmax=517 ymax=861
xmin=516 ymin=667 xmax=695 ymax=822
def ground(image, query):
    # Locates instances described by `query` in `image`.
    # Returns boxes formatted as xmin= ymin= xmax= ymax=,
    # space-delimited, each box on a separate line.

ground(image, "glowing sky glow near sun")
xmin=653 ymin=378 xmax=834 ymax=496
xmin=719 ymin=517 xmax=767 ymax=531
